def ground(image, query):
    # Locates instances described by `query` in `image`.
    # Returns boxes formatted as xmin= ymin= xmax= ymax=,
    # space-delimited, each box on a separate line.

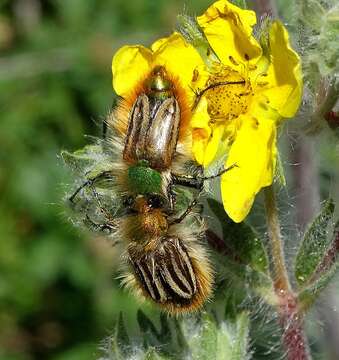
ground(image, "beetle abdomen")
xmin=127 ymin=236 xmax=213 ymax=313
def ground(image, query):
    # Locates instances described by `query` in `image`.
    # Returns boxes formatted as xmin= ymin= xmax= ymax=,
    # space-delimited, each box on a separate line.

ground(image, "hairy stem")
xmin=264 ymin=186 xmax=290 ymax=292
xmin=264 ymin=186 xmax=311 ymax=360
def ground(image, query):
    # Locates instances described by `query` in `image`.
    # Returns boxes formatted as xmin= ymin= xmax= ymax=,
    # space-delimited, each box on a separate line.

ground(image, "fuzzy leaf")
xmin=190 ymin=313 xmax=218 ymax=360
xmin=144 ymin=348 xmax=170 ymax=360
xmin=299 ymin=222 xmax=339 ymax=308
xmin=137 ymin=310 xmax=161 ymax=347
xmin=208 ymin=199 xmax=269 ymax=273
xmin=61 ymin=144 xmax=112 ymax=179
xmin=158 ymin=313 xmax=172 ymax=346
xmin=299 ymin=260 xmax=339 ymax=310
xmin=216 ymin=312 xmax=251 ymax=360
xmin=116 ymin=312 xmax=131 ymax=355
xmin=105 ymin=313 xmax=131 ymax=360
xmin=188 ymin=312 xmax=252 ymax=360
xmin=295 ymin=200 xmax=335 ymax=286
xmin=173 ymin=319 xmax=189 ymax=352
xmin=215 ymin=254 xmax=275 ymax=305
xmin=298 ymin=0 xmax=326 ymax=31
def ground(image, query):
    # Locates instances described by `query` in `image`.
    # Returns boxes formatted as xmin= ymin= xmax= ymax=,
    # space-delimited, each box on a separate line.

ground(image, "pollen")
xmin=204 ymin=66 xmax=253 ymax=122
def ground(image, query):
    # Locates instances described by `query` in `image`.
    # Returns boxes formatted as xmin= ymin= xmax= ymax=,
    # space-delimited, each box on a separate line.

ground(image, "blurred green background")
xmin=0 ymin=0 xmax=338 ymax=359
xmin=0 ymin=1 xmax=211 ymax=359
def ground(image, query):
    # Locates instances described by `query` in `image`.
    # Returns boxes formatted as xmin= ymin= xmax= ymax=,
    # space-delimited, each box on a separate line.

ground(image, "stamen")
xmin=192 ymin=69 xmax=199 ymax=82
xmin=229 ymin=56 xmax=239 ymax=66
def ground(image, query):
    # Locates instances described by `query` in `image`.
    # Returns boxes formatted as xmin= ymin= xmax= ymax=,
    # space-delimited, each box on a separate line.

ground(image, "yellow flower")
xmin=190 ymin=0 xmax=302 ymax=222
xmin=111 ymin=0 xmax=302 ymax=223
xmin=111 ymin=32 xmax=207 ymax=139
xmin=112 ymin=32 xmax=206 ymax=104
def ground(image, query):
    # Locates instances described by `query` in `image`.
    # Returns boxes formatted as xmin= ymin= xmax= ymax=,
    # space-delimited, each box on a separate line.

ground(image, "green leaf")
xmin=106 ymin=313 xmax=131 ymax=360
xmin=216 ymin=312 xmax=251 ymax=360
xmin=216 ymin=254 xmax=275 ymax=305
xmin=298 ymin=222 xmax=339 ymax=309
xmin=299 ymin=260 xmax=339 ymax=310
xmin=208 ymin=199 xmax=269 ymax=273
xmin=298 ymin=0 xmax=326 ymax=31
xmin=137 ymin=310 xmax=170 ymax=350
xmin=187 ymin=312 xmax=252 ymax=360
xmin=61 ymin=144 xmax=112 ymax=178
xmin=116 ymin=312 xmax=131 ymax=355
xmin=295 ymin=200 xmax=335 ymax=286
xmin=190 ymin=313 xmax=218 ymax=360
xmin=173 ymin=319 xmax=189 ymax=352
xmin=144 ymin=348 xmax=170 ymax=360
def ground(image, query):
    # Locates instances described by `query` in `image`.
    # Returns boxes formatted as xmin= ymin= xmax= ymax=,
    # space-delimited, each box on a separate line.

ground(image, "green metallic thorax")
xmin=144 ymin=66 xmax=174 ymax=101
xmin=127 ymin=160 xmax=162 ymax=195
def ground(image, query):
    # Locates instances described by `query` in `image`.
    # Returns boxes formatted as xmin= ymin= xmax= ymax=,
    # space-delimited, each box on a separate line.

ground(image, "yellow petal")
xmin=203 ymin=123 xmax=225 ymax=167
xmin=197 ymin=0 xmax=262 ymax=67
xmin=191 ymin=97 xmax=212 ymax=165
xmin=112 ymin=45 xmax=152 ymax=97
xmin=262 ymin=21 xmax=303 ymax=118
xmin=152 ymin=33 xmax=206 ymax=94
xmin=221 ymin=116 xmax=276 ymax=222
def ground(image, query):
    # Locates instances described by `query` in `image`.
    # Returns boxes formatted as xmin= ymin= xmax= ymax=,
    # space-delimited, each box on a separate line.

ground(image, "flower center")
xmin=204 ymin=66 xmax=253 ymax=122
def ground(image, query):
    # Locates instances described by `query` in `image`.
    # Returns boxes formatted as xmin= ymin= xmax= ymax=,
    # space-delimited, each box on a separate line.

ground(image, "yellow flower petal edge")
xmin=112 ymin=45 xmax=152 ymax=97
xmin=221 ymin=116 xmax=276 ymax=222
xmin=197 ymin=0 xmax=262 ymax=67
xmin=112 ymin=33 xmax=206 ymax=99
xmin=262 ymin=21 xmax=303 ymax=118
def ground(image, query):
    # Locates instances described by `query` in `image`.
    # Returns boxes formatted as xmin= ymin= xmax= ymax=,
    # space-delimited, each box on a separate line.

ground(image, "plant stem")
xmin=264 ymin=186 xmax=311 ymax=360
xmin=264 ymin=186 xmax=290 ymax=292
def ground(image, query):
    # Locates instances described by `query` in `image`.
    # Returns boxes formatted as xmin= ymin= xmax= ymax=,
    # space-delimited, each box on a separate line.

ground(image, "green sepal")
xmin=256 ymin=16 xmax=273 ymax=60
xmin=127 ymin=163 xmax=162 ymax=195
xmin=208 ymin=199 xmax=269 ymax=273
xmin=295 ymin=199 xmax=335 ymax=286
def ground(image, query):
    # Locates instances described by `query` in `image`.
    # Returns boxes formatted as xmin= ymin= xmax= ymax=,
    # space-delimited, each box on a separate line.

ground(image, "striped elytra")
xmin=127 ymin=235 xmax=213 ymax=313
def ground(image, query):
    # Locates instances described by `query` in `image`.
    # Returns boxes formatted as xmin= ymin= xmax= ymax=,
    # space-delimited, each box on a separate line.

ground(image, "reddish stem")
xmin=277 ymin=292 xmax=311 ymax=360
xmin=265 ymin=187 xmax=311 ymax=360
